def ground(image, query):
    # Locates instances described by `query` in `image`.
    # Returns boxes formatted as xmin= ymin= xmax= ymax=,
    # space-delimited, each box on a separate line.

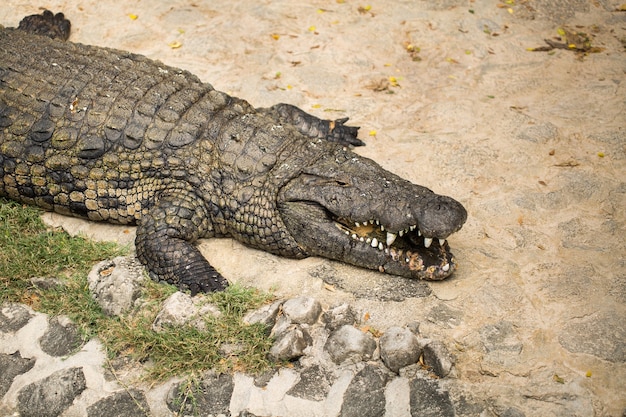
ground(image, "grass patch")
xmin=0 ymin=197 xmax=276 ymax=380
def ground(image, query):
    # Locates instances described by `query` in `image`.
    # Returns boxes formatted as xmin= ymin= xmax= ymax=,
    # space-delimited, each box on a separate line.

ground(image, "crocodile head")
xmin=277 ymin=146 xmax=467 ymax=280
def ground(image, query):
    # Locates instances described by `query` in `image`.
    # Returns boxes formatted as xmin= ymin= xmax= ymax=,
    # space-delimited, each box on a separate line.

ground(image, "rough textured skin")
xmin=0 ymin=12 xmax=467 ymax=294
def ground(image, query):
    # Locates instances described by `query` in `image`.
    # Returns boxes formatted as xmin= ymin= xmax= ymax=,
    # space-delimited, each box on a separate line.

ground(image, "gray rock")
xmin=281 ymin=296 xmax=322 ymax=325
xmin=88 ymin=256 xmax=145 ymax=316
xmin=422 ymin=340 xmax=454 ymax=378
xmin=269 ymin=313 xmax=292 ymax=338
xmin=0 ymin=352 xmax=36 ymax=398
xmin=253 ymin=370 xmax=276 ymax=388
xmin=313 ymin=263 xmax=431 ymax=302
xmin=243 ymin=299 xmax=283 ymax=328
xmin=167 ymin=373 xmax=234 ymax=416
xmin=406 ymin=321 xmax=420 ymax=335
xmin=516 ymin=121 xmax=559 ymax=143
xmin=325 ymin=325 xmax=377 ymax=364
xmin=39 ymin=316 xmax=83 ymax=357
xmin=427 ymin=304 xmax=463 ymax=328
xmin=17 ymin=367 xmax=87 ymax=417
xmin=500 ymin=407 xmax=526 ymax=417
xmin=238 ymin=412 xmax=260 ymax=417
xmin=0 ymin=302 xmax=33 ymax=332
xmin=559 ymin=310 xmax=626 ymax=362
xmin=29 ymin=276 xmax=64 ymax=290
xmin=287 ymin=364 xmax=335 ymax=401
xmin=409 ymin=374 xmax=455 ymax=417
xmin=379 ymin=326 xmax=421 ymax=373
xmin=323 ymin=303 xmax=358 ymax=331
xmin=86 ymin=389 xmax=150 ymax=417
xmin=480 ymin=321 xmax=523 ymax=354
xmin=339 ymin=365 xmax=389 ymax=417
xmin=269 ymin=325 xmax=313 ymax=361
xmin=152 ymin=292 xmax=222 ymax=332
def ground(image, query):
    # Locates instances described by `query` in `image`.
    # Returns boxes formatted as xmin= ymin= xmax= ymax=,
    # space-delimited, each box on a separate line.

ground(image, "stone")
xmin=0 ymin=302 xmax=33 ymax=333
xmin=269 ymin=314 xmax=292 ymax=338
xmin=29 ymin=276 xmax=64 ymax=290
xmin=152 ymin=291 xmax=222 ymax=332
xmin=269 ymin=325 xmax=313 ymax=361
xmin=281 ymin=296 xmax=322 ymax=325
xmin=86 ymin=389 xmax=150 ymax=417
xmin=0 ymin=352 xmax=36 ymax=398
xmin=516 ymin=121 xmax=559 ymax=143
xmin=379 ymin=326 xmax=421 ymax=373
xmin=325 ymin=325 xmax=377 ymax=364
xmin=167 ymin=373 xmax=234 ymax=416
xmin=39 ymin=316 xmax=83 ymax=357
xmin=323 ymin=303 xmax=358 ymax=331
xmin=339 ymin=365 xmax=389 ymax=417
xmin=17 ymin=367 xmax=87 ymax=417
xmin=422 ymin=340 xmax=454 ymax=378
xmin=88 ymin=256 xmax=145 ymax=316
xmin=559 ymin=310 xmax=626 ymax=362
xmin=426 ymin=304 xmax=463 ymax=328
xmin=406 ymin=322 xmax=420 ymax=335
xmin=243 ymin=299 xmax=283 ymax=328
xmin=409 ymin=374 xmax=455 ymax=417
xmin=287 ymin=364 xmax=335 ymax=401
xmin=500 ymin=407 xmax=526 ymax=417
xmin=480 ymin=321 xmax=523 ymax=354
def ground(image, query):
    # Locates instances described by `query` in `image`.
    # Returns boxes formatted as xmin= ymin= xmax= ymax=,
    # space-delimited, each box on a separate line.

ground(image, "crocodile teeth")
xmin=386 ymin=232 xmax=397 ymax=246
xmin=439 ymin=239 xmax=446 ymax=246
xmin=371 ymin=238 xmax=378 ymax=248
xmin=355 ymin=222 xmax=360 ymax=227
xmin=442 ymin=263 xmax=450 ymax=272
xmin=378 ymin=242 xmax=384 ymax=250
xmin=424 ymin=237 xmax=433 ymax=248
xmin=410 ymin=225 xmax=416 ymax=231
xmin=399 ymin=230 xmax=404 ymax=237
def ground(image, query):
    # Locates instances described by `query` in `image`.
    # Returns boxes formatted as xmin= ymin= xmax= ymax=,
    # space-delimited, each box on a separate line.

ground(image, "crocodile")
xmin=0 ymin=11 xmax=467 ymax=294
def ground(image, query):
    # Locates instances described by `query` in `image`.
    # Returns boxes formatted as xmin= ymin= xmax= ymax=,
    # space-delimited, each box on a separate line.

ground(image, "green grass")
xmin=0 ymin=197 xmax=276 ymax=380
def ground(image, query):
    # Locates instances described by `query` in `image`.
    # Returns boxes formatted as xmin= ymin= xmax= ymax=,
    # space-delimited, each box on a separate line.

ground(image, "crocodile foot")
xmin=18 ymin=10 xmax=71 ymax=41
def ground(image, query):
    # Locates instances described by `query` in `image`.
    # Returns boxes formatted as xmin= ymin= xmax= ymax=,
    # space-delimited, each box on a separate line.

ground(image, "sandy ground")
xmin=2 ymin=1 xmax=625 ymax=415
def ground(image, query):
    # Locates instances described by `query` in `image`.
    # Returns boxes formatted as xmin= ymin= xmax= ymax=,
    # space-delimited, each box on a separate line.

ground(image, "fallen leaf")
xmin=554 ymin=160 xmax=580 ymax=167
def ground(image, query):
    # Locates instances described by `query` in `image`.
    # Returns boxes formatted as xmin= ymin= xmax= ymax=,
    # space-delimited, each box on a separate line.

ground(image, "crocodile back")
xmin=0 ymin=28 xmax=232 ymax=224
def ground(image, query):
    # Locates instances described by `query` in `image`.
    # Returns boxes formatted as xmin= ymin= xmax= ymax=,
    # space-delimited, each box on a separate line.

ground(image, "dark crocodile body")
xmin=0 ymin=12 xmax=467 ymax=294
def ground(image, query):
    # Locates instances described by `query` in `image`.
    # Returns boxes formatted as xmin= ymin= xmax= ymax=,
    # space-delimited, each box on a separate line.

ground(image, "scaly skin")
xmin=0 ymin=12 xmax=467 ymax=294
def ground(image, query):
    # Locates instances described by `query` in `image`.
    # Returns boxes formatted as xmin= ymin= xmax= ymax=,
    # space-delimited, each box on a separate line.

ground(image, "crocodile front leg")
xmin=135 ymin=188 xmax=227 ymax=295
xmin=259 ymin=103 xmax=364 ymax=147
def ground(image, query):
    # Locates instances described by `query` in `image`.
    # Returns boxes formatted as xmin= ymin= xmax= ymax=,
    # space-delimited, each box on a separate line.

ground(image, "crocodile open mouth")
xmin=331 ymin=214 xmax=456 ymax=279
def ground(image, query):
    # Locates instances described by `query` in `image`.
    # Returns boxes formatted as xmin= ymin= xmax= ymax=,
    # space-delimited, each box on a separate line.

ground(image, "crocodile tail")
xmin=18 ymin=10 xmax=71 ymax=41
